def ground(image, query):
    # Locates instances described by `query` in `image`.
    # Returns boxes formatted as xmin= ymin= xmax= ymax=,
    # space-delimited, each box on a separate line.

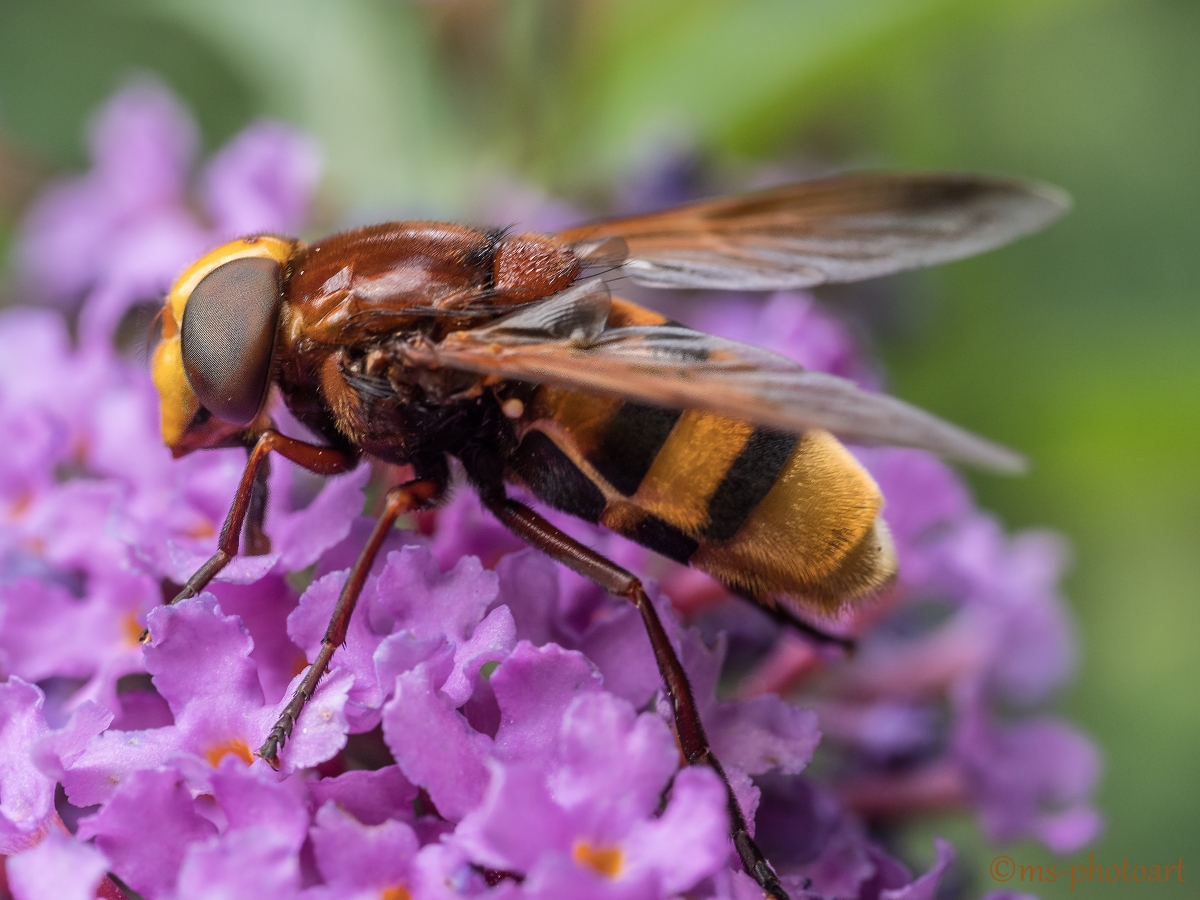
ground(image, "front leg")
xmin=484 ymin=494 xmax=792 ymax=900
xmin=146 ymin=430 xmax=358 ymax=638
xmin=242 ymin=445 xmax=273 ymax=557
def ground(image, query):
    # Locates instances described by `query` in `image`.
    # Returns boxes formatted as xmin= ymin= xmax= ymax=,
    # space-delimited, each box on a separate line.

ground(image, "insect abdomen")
xmin=503 ymin=300 xmax=896 ymax=611
xmin=507 ymin=397 xmax=893 ymax=610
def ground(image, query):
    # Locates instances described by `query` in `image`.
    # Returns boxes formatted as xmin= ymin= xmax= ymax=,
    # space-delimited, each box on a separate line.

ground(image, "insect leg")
xmin=242 ymin=447 xmax=272 ymax=557
xmin=164 ymin=430 xmax=357 ymax=608
xmin=486 ymin=495 xmax=791 ymax=900
xmin=758 ymin=600 xmax=856 ymax=654
xmin=257 ymin=479 xmax=439 ymax=769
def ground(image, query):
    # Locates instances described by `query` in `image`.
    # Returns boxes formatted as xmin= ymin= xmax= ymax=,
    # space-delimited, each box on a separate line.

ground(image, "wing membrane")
xmin=557 ymin=172 xmax=1069 ymax=290
xmin=402 ymin=284 xmax=1024 ymax=472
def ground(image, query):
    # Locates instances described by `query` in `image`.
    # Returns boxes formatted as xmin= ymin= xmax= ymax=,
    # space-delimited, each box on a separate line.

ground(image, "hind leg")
xmin=485 ymin=494 xmax=792 ymax=900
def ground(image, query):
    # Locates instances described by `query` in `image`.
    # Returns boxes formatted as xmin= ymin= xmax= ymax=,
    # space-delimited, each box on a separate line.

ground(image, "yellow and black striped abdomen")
xmin=503 ymin=300 xmax=896 ymax=612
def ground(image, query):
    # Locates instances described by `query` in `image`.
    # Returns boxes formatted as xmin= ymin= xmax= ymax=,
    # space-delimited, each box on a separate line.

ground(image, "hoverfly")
xmin=150 ymin=172 xmax=1066 ymax=899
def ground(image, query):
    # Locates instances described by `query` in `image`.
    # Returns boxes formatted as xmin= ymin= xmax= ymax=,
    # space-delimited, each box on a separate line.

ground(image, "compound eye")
xmin=181 ymin=256 xmax=283 ymax=426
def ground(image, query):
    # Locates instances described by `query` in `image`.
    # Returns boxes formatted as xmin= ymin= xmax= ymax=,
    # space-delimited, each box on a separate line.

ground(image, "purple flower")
xmin=5 ymin=829 xmax=112 ymax=900
xmin=681 ymin=627 xmax=821 ymax=779
xmin=16 ymin=81 xmax=199 ymax=305
xmin=0 ymin=678 xmax=59 ymax=854
xmin=383 ymin=653 xmax=494 ymax=821
xmin=52 ymin=596 xmax=351 ymax=823
xmin=308 ymin=765 xmax=419 ymax=827
xmin=689 ymin=292 xmax=880 ymax=388
xmin=307 ymin=801 xmax=420 ymax=897
xmin=0 ymin=574 xmax=146 ymax=716
xmin=176 ymin=763 xmax=311 ymax=899
xmin=74 ymin=758 xmax=313 ymax=899
xmin=200 ymin=121 xmax=322 ymax=239
xmin=954 ymin=685 xmax=1103 ymax=853
xmin=77 ymin=766 xmax=219 ymax=898
xmin=289 ymin=545 xmax=512 ymax=732
xmin=16 ymin=78 xmax=320 ymax=348
xmin=0 ymin=307 xmax=369 ymax=723
xmin=455 ymin=688 xmax=731 ymax=899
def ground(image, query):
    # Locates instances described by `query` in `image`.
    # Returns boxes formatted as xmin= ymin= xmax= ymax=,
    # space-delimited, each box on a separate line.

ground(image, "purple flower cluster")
xmin=0 ymin=83 xmax=1099 ymax=900
xmin=15 ymin=78 xmax=321 ymax=349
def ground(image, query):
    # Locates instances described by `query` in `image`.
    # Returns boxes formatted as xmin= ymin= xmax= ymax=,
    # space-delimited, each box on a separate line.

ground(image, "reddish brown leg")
xmin=759 ymin=600 xmax=856 ymax=654
xmin=242 ymin=449 xmax=272 ymax=556
xmin=257 ymin=479 xmax=439 ymax=768
xmin=141 ymin=430 xmax=356 ymax=642
xmin=487 ymin=496 xmax=791 ymax=900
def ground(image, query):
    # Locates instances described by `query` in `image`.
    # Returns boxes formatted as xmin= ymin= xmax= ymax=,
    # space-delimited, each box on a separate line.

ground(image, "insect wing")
xmin=402 ymin=283 xmax=1024 ymax=472
xmin=557 ymin=172 xmax=1069 ymax=290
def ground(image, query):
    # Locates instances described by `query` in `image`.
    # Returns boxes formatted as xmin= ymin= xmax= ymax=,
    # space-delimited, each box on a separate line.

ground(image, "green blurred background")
xmin=0 ymin=1 xmax=1195 ymax=896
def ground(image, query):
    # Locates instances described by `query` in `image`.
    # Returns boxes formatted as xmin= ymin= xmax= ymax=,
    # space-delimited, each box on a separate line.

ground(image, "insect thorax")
xmin=282 ymin=335 xmax=515 ymax=476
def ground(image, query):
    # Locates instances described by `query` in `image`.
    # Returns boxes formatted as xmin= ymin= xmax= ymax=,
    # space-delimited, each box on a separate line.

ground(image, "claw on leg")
xmin=252 ymin=479 xmax=436 ymax=769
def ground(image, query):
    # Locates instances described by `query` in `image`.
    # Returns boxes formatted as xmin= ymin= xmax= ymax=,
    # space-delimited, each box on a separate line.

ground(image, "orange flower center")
xmin=205 ymin=739 xmax=254 ymax=768
xmin=184 ymin=518 xmax=216 ymax=540
xmin=381 ymin=887 xmax=412 ymax=900
xmin=7 ymin=491 xmax=33 ymax=520
xmin=122 ymin=614 xmax=145 ymax=647
xmin=573 ymin=841 xmax=623 ymax=878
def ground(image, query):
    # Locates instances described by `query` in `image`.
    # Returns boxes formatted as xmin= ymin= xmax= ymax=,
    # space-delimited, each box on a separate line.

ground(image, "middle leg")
xmin=257 ymin=478 xmax=439 ymax=768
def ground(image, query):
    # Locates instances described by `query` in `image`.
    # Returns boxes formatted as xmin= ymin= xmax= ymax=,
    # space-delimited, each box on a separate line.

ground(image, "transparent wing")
xmin=558 ymin=172 xmax=1069 ymax=290
xmin=401 ymin=281 xmax=1024 ymax=472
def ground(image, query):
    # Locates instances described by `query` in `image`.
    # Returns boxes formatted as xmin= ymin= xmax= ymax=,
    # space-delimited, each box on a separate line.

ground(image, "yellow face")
xmin=152 ymin=235 xmax=298 ymax=455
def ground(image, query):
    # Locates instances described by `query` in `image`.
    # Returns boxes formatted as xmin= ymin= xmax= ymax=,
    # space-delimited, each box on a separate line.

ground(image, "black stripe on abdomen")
xmin=702 ymin=427 xmax=799 ymax=541
xmin=624 ymin=514 xmax=700 ymax=564
xmin=587 ymin=402 xmax=682 ymax=496
xmin=508 ymin=430 xmax=606 ymax=523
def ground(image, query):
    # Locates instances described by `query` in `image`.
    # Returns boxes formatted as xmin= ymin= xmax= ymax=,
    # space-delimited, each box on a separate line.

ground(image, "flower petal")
xmin=77 ymin=766 xmax=217 ymax=898
xmin=311 ymin=801 xmax=419 ymax=890
xmin=623 ymin=766 xmax=730 ymax=892
xmin=0 ymin=679 xmax=56 ymax=853
xmin=382 ymin=660 xmax=492 ymax=820
xmin=6 ymin=831 xmax=111 ymax=900
xmin=492 ymin=641 xmax=602 ymax=768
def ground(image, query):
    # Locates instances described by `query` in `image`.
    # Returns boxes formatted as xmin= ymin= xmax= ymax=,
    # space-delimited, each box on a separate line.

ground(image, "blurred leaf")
xmin=139 ymin=0 xmax=477 ymax=216
xmin=0 ymin=0 xmax=252 ymax=165
xmin=541 ymin=0 xmax=1096 ymax=187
